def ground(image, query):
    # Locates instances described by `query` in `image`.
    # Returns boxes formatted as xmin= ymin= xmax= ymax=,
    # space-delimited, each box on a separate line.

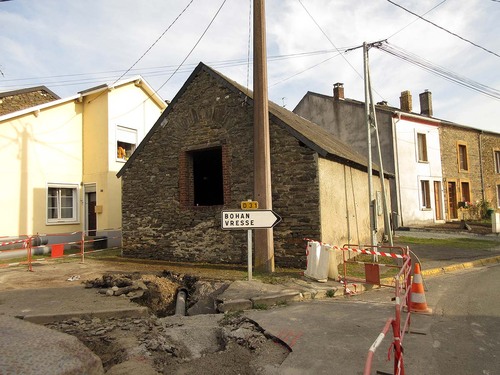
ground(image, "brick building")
xmin=117 ymin=63 xmax=391 ymax=269
xmin=0 ymin=86 xmax=60 ymax=116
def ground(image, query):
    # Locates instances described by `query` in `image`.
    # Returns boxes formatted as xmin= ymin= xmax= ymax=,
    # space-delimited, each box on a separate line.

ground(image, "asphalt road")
xmin=421 ymin=263 xmax=500 ymax=375
xmin=246 ymin=263 xmax=500 ymax=374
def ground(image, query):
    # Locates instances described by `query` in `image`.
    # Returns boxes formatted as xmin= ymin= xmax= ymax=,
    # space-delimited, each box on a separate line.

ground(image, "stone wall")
xmin=0 ymin=88 xmax=59 ymax=116
xmin=480 ymin=132 xmax=500 ymax=212
xmin=121 ymin=70 xmax=321 ymax=268
xmin=439 ymin=124 xmax=482 ymax=220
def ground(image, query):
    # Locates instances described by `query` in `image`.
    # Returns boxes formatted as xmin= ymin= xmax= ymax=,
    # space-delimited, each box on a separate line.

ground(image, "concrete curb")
xmin=420 ymin=255 xmax=500 ymax=277
xmin=219 ymin=255 xmax=500 ymax=313
xmin=21 ymin=306 xmax=149 ymax=324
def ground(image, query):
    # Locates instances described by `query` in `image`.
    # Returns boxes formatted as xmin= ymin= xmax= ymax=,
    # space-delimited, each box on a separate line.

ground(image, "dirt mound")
xmin=84 ymin=271 xmax=198 ymax=317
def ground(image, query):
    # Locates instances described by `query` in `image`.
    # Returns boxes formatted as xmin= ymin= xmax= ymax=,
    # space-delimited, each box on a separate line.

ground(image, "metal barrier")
xmin=303 ymin=239 xmax=412 ymax=374
xmin=340 ymin=244 xmax=410 ymax=289
xmin=363 ymin=251 xmax=412 ymax=375
xmin=0 ymin=230 xmax=121 ymax=271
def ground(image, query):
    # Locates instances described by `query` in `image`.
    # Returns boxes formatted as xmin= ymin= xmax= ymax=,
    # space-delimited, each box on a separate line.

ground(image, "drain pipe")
xmin=175 ymin=288 xmax=188 ymax=316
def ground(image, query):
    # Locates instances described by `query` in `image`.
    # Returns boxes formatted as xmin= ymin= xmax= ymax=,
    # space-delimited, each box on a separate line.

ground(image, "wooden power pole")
xmin=253 ymin=0 xmax=274 ymax=273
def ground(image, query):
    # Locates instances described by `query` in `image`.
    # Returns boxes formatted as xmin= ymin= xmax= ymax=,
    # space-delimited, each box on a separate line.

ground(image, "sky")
xmin=1 ymin=0 xmax=499 ymax=133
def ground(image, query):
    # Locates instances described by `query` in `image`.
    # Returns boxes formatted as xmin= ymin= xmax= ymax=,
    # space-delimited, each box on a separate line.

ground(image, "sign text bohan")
xmin=221 ymin=210 xmax=281 ymax=230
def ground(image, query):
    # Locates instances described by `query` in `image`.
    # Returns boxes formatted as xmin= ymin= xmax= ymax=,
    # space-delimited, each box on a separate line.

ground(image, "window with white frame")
xmin=417 ymin=133 xmax=428 ymax=162
xmin=495 ymin=150 xmax=500 ymax=173
xmin=47 ymin=184 xmax=79 ymax=223
xmin=116 ymin=126 xmax=137 ymax=161
xmin=421 ymin=180 xmax=431 ymax=209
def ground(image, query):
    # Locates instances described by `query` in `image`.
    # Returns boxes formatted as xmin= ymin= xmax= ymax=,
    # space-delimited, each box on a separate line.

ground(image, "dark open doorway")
xmin=192 ymin=147 xmax=224 ymax=206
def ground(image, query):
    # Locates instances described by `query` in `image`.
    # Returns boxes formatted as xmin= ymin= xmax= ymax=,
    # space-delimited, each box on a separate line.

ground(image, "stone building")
xmin=117 ymin=63 xmax=391 ymax=269
xmin=482 ymin=133 xmax=500 ymax=212
xmin=439 ymin=125 xmax=500 ymax=220
xmin=0 ymin=86 xmax=60 ymax=116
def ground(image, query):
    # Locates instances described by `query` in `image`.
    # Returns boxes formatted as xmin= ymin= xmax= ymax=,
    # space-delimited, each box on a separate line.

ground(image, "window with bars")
xmin=47 ymin=185 xmax=78 ymax=223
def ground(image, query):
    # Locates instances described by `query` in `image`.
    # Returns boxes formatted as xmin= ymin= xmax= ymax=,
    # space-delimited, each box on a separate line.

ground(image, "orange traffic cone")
xmin=410 ymin=263 xmax=432 ymax=314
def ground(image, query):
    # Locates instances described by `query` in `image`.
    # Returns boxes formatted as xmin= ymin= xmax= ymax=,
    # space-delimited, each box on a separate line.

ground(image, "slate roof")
xmin=298 ymin=90 xmax=500 ymax=136
xmin=118 ymin=62 xmax=387 ymax=178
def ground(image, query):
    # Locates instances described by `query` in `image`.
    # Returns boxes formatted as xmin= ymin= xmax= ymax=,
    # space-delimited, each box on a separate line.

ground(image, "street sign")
xmin=240 ymin=200 xmax=259 ymax=210
xmin=221 ymin=210 xmax=281 ymax=230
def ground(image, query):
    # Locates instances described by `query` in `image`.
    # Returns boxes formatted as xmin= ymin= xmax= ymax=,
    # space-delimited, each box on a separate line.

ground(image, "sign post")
xmin=247 ymin=227 xmax=253 ymax=281
xmin=222 ymin=205 xmax=281 ymax=281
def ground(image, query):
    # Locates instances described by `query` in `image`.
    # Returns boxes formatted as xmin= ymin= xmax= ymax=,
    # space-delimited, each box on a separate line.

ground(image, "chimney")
xmin=333 ymin=82 xmax=344 ymax=100
xmin=419 ymin=90 xmax=433 ymax=117
xmin=400 ymin=90 xmax=412 ymax=112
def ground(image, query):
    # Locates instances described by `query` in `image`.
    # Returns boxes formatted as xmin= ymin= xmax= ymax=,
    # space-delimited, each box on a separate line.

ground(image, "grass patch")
xmin=253 ymin=267 xmax=302 ymax=284
xmin=339 ymin=254 xmax=401 ymax=280
xmin=325 ymin=289 xmax=335 ymax=298
xmin=395 ymin=236 xmax=498 ymax=250
xmin=253 ymin=303 xmax=269 ymax=310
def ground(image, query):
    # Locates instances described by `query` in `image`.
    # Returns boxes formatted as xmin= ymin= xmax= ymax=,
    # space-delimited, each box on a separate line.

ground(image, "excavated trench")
xmin=45 ymin=271 xmax=290 ymax=374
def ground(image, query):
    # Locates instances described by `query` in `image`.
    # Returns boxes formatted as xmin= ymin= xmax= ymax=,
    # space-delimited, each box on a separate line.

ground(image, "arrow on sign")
xmin=221 ymin=210 xmax=282 ymax=230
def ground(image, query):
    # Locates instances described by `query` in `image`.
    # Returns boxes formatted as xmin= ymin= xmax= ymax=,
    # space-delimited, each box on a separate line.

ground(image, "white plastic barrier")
xmin=305 ymin=241 xmax=330 ymax=282
xmin=493 ymin=212 xmax=500 ymax=234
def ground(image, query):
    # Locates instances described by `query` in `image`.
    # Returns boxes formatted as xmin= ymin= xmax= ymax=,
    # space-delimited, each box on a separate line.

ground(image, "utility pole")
xmin=253 ymin=0 xmax=274 ymax=273
xmin=363 ymin=42 xmax=377 ymax=253
xmin=363 ymin=42 xmax=393 ymax=252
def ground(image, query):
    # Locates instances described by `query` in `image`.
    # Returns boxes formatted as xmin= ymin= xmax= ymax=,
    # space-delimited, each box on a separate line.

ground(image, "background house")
xmin=294 ymin=85 xmax=445 ymax=227
xmin=0 ymin=77 xmax=166 ymax=246
xmin=118 ymin=63 xmax=391 ymax=272
xmin=294 ymin=85 xmax=500 ymax=225
xmin=483 ymin=133 xmax=500 ymax=213
xmin=439 ymin=124 xmax=500 ymax=220
xmin=0 ymin=86 xmax=60 ymax=116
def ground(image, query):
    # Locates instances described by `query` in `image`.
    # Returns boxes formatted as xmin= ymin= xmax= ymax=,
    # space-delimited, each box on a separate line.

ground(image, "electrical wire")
xmin=155 ymin=0 xmax=226 ymax=93
xmin=109 ymin=0 xmax=195 ymax=88
xmin=385 ymin=0 xmax=447 ymax=40
xmin=386 ymin=0 xmax=500 ymax=59
xmin=270 ymin=54 xmax=340 ymax=87
xmin=0 ymin=49 xmax=346 ymax=91
xmin=375 ymin=42 xmax=500 ymax=100
xmin=297 ymin=0 xmax=363 ymax=82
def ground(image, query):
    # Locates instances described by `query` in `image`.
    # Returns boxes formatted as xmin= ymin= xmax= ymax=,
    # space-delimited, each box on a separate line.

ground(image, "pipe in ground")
xmin=175 ymin=289 xmax=187 ymax=316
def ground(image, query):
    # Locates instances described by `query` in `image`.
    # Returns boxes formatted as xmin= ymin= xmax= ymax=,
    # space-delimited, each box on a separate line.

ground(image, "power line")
xmin=297 ymin=0 xmax=363 ymax=82
xmin=109 ymin=0 xmax=195 ymax=88
xmin=385 ymin=0 xmax=447 ymax=40
xmin=270 ymin=54 xmax=340 ymax=87
xmin=375 ymin=41 xmax=500 ymax=100
xmin=386 ymin=0 xmax=500 ymax=59
xmin=155 ymin=0 xmax=229 ymax=93
xmin=1 ymin=49 xmax=346 ymax=91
